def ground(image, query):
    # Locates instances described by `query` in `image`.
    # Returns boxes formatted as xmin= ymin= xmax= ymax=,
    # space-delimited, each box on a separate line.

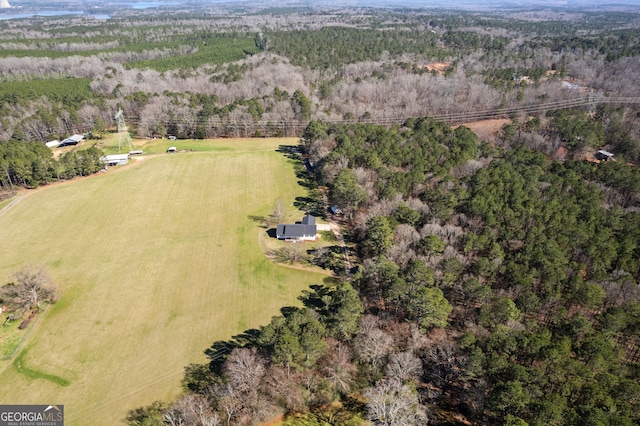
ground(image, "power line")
xmin=115 ymin=108 xmax=134 ymax=152
xmin=117 ymin=95 xmax=640 ymax=131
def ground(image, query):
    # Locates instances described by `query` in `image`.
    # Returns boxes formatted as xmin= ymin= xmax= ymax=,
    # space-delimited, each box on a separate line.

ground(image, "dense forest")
xmin=124 ymin=114 xmax=640 ymax=425
xmin=125 ymin=114 xmax=640 ymax=425
xmin=2 ymin=4 xmax=640 ymax=425
xmin=0 ymin=141 xmax=103 ymax=190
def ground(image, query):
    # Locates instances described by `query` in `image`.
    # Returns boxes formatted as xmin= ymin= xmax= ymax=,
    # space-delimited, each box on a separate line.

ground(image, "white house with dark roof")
xmin=276 ymin=214 xmax=317 ymax=241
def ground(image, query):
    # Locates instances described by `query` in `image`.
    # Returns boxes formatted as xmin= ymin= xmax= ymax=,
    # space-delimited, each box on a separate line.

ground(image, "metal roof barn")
xmin=101 ymin=154 xmax=130 ymax=166
xmin=58 ymin=134 xmax=84 ymax=147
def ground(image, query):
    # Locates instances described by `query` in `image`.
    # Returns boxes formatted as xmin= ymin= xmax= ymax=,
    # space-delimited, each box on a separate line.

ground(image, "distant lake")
xmin=38 ymin=10 xmax=84 ymax=16
xmin=0 ymin=11 xmax=83 ymax=20
xmin=0 ymin=2 xmax=180 ymax=20
xmin=0 ymin=10 xmax=110 ymax=20
xmin=132 ymin=2 xmax=180 ymax=9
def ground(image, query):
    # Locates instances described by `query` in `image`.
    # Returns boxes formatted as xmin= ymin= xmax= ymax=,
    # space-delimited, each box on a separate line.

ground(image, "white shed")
xmin=101 ymin=154 xmax=130 ymax=166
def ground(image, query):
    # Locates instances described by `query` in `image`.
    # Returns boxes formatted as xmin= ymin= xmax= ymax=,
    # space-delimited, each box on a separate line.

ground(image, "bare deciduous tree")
xmin=386 ymin=351 xmax=423 ymax=382
xmin=213 ymin=348 xmax=278 ymax=426
xmin=272 ymin=198 xmax=283 ymax=225
xmin=307 ymin=137 xmax=337 ymax=164
xmin=1 ymin=265 xmax=57 ymax=312
xmin=270 ymin=245 xmax=305 ymax=264
xmin=215 ymin=384 xmax=242 ymax=426
xmin=318 ymin=342 xmax=358 ymax=394
xmin=262 ymin=366 xmax=305 ymax=412
xmin=353 ymin=315 xmax=394 ymax=368
xmin=363 ymin=377 xmax=428 ymax=425
xmin=422 ymin=337 xmax=463 ymax=391
xmin=223 ymin=347 xmax=266 ymax=395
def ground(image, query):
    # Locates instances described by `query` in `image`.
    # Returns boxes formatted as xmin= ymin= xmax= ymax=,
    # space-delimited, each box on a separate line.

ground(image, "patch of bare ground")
xmin=418 ymin=62 xmax=451 ymax=74
xmin=456 ymin=118 xmax=509 ymax=142
xmin=584 ymin=150 xmax=601 ymax=163
xmin=261 ymin=414 xmax=284 ymax=426
xmin=130 ymin=155 xmax=149 ymax=162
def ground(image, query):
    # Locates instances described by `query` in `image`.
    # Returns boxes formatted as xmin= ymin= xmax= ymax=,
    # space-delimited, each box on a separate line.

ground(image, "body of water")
xmin=0 ymin=10 xmax=109 ymax=20
xmin=0 ymin=2 xmax=180 ymax=20
xmin=132 ymin=2 xmax=179 ymax=9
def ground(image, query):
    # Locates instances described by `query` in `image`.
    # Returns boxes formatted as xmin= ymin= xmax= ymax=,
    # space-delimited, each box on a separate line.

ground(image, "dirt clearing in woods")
xmin=456 ymin=118 xmax=509 ymax=142
xmin=422 ymin=62 xmax=451 ymax=73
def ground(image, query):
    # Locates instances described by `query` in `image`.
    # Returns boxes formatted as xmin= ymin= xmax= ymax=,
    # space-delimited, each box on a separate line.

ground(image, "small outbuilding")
xmin=46 ymin=140 xmax=60 ymax=148
xmin=101 ymin=154 xmax=130 ymax=166
xmin=276 ymin=214 xmax=317 ymax=241
xmin=58 ymin=134 xmax=84 ymax=147
xmin=595 ymin=150 xmax=614 ymax=162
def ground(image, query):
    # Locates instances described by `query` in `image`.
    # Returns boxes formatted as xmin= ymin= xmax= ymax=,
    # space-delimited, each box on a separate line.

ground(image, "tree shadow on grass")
xmin=248 ymin=214 xmax=266 ymax=226
xmin=280 ymin=306 xmax=300 ymax=318
xmin=276 ymin=145 xmax=299 ymax=160
xmin=204 ymin=328 xmax=262 ymax=374
xmin=294 ymin=196 xmax=324 ymax=217
xmin=297 ymin=179 xmax=316 ymax=189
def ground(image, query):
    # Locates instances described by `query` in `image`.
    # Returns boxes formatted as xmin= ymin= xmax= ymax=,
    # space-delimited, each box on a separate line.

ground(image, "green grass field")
xmin=0 ymin=138 xmax=329 ymax=425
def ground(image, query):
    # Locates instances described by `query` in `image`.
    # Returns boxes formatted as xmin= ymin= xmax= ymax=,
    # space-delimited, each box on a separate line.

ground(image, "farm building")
xmin=595 ymin=150 xmax=614 ymax=161
xmin=101 ymin=154 xmax=130 ymax=166
xmin=45 ymin=140 xmax=60 ymax=148
xmin=276 ymin=214 xmax=317 ymax=241
xmin=58 ymin=134 xmax=84 ymax=147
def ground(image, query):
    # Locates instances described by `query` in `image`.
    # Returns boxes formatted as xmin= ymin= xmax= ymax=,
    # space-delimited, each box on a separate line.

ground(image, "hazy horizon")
xmin=5 ymin=0 xmax=640 ymax=11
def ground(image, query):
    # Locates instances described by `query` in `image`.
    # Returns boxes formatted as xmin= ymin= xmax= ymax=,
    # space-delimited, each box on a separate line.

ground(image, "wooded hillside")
xmin=1 ymin=7 xmax=639 ymax=157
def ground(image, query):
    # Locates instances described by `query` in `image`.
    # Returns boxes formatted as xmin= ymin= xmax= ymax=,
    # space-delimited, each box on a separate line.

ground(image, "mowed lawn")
xmin=0 ymin=138 xmax=328 ymax=425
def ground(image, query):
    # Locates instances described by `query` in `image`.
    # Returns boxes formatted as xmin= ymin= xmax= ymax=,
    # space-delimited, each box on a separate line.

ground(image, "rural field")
xmin=0 ymin=138 xmax=329 ymax=425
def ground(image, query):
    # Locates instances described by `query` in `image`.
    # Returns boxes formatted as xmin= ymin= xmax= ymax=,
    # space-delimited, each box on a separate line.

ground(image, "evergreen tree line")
xmin=0 ymin=142 xmax=104 ymax=189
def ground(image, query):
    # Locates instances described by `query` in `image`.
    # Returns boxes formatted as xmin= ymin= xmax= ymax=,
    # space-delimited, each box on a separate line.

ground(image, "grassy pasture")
xmin=0 ymin=138 xmax=329 ymax=425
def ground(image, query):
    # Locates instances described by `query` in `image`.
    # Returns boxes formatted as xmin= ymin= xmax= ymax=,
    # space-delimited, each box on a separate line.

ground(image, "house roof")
xmin=301 ymin=214 xmax=316 ymax=226
xmin=62 ymin=134 xmax=84 ymax=143
xmin=276 ymin=224 xmax=317 ymax=239
xmin=277 ymin=215 xmax=318 ymax=239
xmin=104 ymin=154 xmax=130 ymax=161
xmin=58 ymin=134 xmax=84 ymax=147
